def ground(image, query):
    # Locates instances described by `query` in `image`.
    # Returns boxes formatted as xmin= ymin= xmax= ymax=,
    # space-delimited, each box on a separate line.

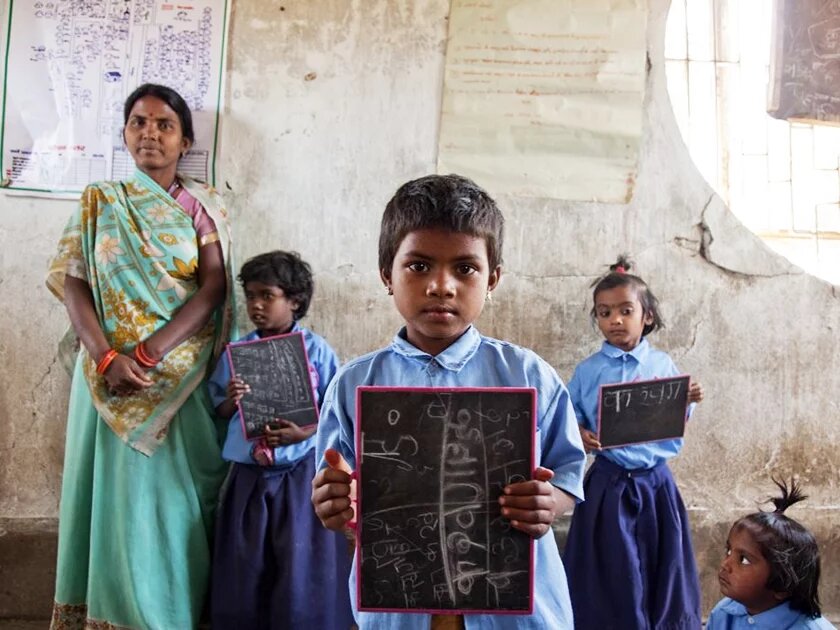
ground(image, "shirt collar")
xmin=599 ymin=337 xmax=651 ymax=363
xmin=390 ymin=326 xmax=482 ymax=372
xmin=247 ymin=321 xmax=302 ymax=340
xmin=719 ymin=598 xmax=803 ymax=629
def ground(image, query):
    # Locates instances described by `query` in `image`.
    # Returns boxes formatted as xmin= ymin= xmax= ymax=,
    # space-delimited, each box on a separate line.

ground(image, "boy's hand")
xmin=226 ymin=377 xmax=250 ymax=404
xmin=579 ymin=426 xmax=601 ymax=453
xmin=264 ymin=419 xmax=315 ymax=447
xmin=688 ymin=381 xmax=704 ymax=404
xmin=311 ymin=448 xmax=355 ymax=531
xmin=499 ymin=467 xmax=569 ymax=538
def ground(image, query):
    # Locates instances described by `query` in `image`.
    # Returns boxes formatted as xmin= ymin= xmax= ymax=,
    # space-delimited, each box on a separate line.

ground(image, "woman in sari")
xmin=46 ymin=83 xmax=234 ymax=629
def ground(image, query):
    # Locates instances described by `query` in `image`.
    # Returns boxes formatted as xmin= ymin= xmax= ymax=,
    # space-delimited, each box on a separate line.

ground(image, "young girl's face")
xmin=382 ymin=228 xmax=500 ymax=356
xmin=243 ymin=280 xmax=298 ymax=337
xmin=594 ymin=285 xmax=652 ymax=351
xmin=719 ymin=526 xmax=784 ymax=615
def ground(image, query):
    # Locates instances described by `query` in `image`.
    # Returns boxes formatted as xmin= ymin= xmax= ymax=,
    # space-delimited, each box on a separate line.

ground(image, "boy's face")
xmin=718 ymin=526 xmax=785 ymax=615
xmin=594 ymin=285 xmax=652 ymax=351
xmin=243 ymin=280 xmax=298 ymax=337
xmin=381 ymin=228 xmax=500 ymax=356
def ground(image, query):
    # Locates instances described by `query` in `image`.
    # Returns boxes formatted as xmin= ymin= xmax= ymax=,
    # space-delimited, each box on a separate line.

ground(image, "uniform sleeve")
xmin=313 ymin=342 xmax=340 ymax=404
xmin=536 ymin=365 xmax=586 ymax=503
xmin=315 ymin=371 xmax=357 ymax=471
xmin=207 ymin=349 xmax=231 ymax=412
xmin=567 ymin=366 xmax=586 ymax=427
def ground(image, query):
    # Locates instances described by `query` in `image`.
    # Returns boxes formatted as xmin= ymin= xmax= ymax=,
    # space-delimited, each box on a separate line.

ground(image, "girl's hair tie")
xmin=615 ymin=265 xmax=626 ymax=274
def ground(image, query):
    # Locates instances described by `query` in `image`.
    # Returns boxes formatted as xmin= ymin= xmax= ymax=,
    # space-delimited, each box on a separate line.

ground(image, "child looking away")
xmin=708 ymin=478 xmax=835 ymax=629
xmin=209 ymin=250 xmax=353 ymax=630
xmin=562 ymin=256 xmax=705 ymax=629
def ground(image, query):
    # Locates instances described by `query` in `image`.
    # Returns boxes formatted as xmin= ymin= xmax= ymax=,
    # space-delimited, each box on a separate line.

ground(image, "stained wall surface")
xmin=0 ymin=0 xmax=837 ymax=620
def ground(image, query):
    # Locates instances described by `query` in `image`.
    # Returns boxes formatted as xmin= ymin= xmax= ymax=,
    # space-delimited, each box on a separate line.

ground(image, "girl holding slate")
xmin=562 ymin=256 xmax=705 ymax=630
xmin=208 ymin=250 xmax=353 ymax=630
xmin=311 ymin=174 xmax=587 ymax=629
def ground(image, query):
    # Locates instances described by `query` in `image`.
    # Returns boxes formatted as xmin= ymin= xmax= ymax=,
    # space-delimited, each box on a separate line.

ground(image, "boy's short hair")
xmin=378 ymin=174 xmax=504 ymax=274
xmin=237 ymin=251 xmax=313 ymax=320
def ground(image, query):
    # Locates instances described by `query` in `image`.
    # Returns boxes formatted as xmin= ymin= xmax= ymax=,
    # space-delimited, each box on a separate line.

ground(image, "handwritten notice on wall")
xmin=357 ymin=387 xmax=536 ymax=613
xmin=0 ymin=0 xmax=229 ymax=196
xmin=438 ymin=0 xmax=647 ymax=202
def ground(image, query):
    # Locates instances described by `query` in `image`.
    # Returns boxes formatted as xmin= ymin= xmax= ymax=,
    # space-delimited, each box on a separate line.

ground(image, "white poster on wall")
xmin=0 ymin=0 xmax=229 ymax=197
xmin=438 ymin=0 xmax=647 ymax=203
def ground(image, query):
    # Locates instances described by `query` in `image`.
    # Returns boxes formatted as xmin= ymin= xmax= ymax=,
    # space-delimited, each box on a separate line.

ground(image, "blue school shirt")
xmin=208 ymin=323 xmax=339 ymax=469
xmin=567 ymin=338 xmax=695 ymax=470
xmin=706 ymin=598 xmax=837 ymax=629
xmin=315 ymin=325 xmax=586 ymax=630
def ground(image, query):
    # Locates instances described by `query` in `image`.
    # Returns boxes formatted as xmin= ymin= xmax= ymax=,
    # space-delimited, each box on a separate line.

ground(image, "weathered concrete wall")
xmin=1 ymin=0 xmax=838 ymax=621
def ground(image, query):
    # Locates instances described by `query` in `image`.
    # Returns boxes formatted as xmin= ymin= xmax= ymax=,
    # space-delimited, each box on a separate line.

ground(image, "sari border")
xmin=50 ymin=601 xmax=133 ymax=630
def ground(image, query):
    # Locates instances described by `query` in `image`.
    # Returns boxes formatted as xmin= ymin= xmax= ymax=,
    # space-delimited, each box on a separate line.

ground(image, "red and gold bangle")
xmin=96 ymin=349 xmax=119 ymax=375
xmin=134 ymin=342 xmax=159 ymax=368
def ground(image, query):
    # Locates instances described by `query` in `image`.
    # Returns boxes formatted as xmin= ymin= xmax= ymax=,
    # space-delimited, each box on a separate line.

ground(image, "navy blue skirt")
xmin=210 ymin=453 xmax=354 ymax=630
xmin=562 ymin=457 xmax=701 ymax=630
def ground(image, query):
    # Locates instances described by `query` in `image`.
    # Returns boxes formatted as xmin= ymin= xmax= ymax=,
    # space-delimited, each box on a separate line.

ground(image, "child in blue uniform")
xmin=562 ymin=256 xmax=705 ymax=630
xmin=311 ymin=173 xmax=587 ymax=630
xmin=707 ymin=478 xmax=836 ymax=630
xmin=208 ymin=250 xmax=353 ymax=630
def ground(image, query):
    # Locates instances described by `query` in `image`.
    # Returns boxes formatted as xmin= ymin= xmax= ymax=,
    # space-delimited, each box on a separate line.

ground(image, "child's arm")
xmin=214 ymin=376 xmax=250 ymax=420
xmin=499 ymin=467 xmax=576 ymax=538
xmin=263 ymin=419 xmax=316 ymax=446
xmin=312 ymin=448 xmax=355 ymax=530
xmin=578 ymin=426 xmax=602 ymax=453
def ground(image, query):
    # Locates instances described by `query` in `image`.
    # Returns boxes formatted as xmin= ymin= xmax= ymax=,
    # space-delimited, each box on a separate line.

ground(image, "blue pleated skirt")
xmin=210 ymin=452 xmax=354 ymax=630
xmin=562 ymin=457 xmax=701 ymax=630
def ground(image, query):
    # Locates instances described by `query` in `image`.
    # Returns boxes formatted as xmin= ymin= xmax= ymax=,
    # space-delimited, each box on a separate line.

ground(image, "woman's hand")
xmin=103 ymin=354 xmax=153 ymax=396
xmin=263 ymin=419 xmax=315 ymax=447
xmin=499 ymin=467 xmax=573 ymax=538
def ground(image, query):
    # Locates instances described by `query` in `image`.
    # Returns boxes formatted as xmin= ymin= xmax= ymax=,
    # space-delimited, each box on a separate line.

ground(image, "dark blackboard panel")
xmin=597 ymin=375 xmax=690 ymax=449
xmin=357 ymin=387 xmax=536 ymax=614
xmin=226 ymin=331 xmax=318 ymax=440
xmin=768 ymin=0 xmax=840 ymax=123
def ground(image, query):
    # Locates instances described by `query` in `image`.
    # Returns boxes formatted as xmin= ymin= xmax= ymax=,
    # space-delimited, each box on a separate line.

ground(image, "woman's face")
xmin=123 ymin=95 xmax=191 ymax=179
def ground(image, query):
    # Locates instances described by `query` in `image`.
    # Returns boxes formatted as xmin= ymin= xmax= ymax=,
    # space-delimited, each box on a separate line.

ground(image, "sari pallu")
xmin=47 ymin=168 xmax=234 ymax=455
xmin=47 ymin=171 xmax=234 ymax=630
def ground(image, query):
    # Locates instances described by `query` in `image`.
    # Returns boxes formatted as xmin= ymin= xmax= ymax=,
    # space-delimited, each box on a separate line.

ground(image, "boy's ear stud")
xmin=486 ymin=290 xmax=493 ymax=302
xmin=386 ymin=286 xmax=393 ymax=296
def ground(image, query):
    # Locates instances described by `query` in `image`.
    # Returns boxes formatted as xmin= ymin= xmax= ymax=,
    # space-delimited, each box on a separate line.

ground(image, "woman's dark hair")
xmin=732 ymin=477 xmax=822 ymax=618
xmin=590 ymin=255 xmax=663 ymax=337
xmin=378 ymin=174 xmax=504 ymax=275
xmin=123 ymin=83 xmax=195 ymax=144
xmin=237 ymin=251 xmax=314 ymax=321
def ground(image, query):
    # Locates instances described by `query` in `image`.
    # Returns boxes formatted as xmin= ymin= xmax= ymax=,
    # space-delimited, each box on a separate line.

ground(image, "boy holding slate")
xmin=311 ymin=174 xmax=587 ymax=629
xmin=562 ymin=256 xmax=705 ymax=630
xmin=208 ymin=251 xmax=353 ymax=629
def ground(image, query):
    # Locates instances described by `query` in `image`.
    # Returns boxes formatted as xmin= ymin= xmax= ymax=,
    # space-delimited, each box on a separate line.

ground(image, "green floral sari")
xmin=47 ymin=170 xmax=234 ymax=629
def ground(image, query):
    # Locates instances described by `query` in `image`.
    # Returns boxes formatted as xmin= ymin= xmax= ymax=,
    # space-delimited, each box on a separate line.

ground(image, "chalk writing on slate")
xmin=356 ymin=387 xmax=535 ymax=614
xmin=597 ymin=375 xmax=690 ymax=449
xmin=768 ymin=0 xmax=840 ymax=124
xmin=226 ymin=332 xmax=318 ymax=440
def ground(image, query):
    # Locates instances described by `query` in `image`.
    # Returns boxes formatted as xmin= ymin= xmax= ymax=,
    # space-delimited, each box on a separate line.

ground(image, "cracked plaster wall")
xmin=0 ymin=0 xmax=837 ymax=617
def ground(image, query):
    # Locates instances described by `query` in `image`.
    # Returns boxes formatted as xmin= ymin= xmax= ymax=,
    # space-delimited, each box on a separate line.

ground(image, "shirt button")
xmin=747 ymin=618 xmax=755 ymax=625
